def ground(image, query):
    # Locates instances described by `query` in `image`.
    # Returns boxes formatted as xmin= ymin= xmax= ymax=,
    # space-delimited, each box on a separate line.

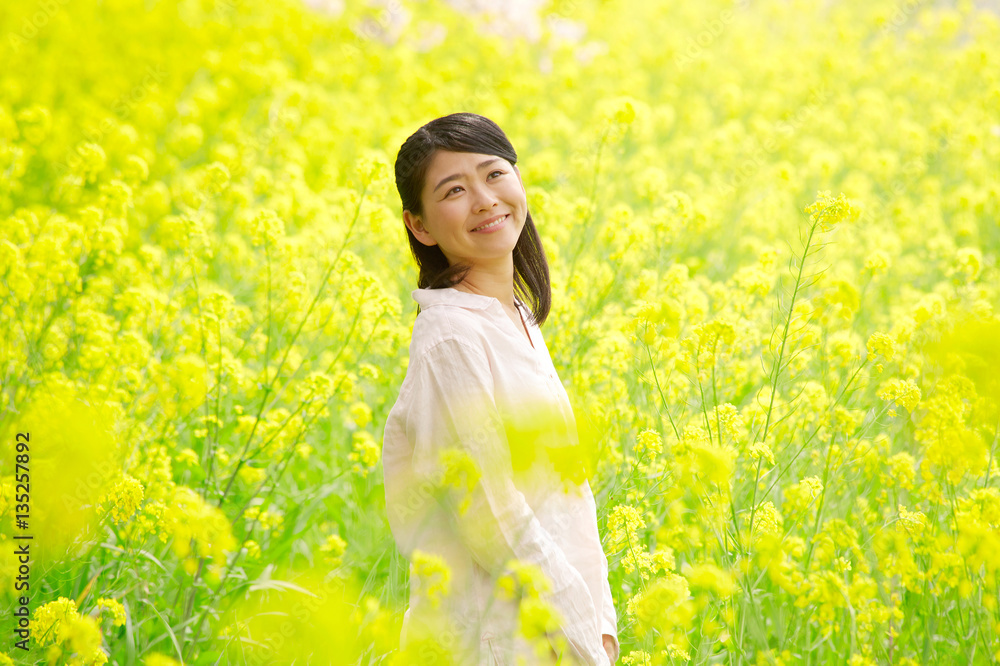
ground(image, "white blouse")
xmin=382 ymin=287 xmax=619 ymax=665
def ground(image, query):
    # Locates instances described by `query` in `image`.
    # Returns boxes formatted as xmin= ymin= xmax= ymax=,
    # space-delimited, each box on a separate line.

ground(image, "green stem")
xmin=747 ymin=210 xmax=831 ymax=548
xmin=217 ymin=185 xmax=368 ymax=507
xmin=645 ymin=338 xmax=681 ymax=442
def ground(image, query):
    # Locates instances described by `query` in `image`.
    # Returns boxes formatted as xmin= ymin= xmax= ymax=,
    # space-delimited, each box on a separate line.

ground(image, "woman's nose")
xmin=470 ymin=185 xmax=498 ymax=212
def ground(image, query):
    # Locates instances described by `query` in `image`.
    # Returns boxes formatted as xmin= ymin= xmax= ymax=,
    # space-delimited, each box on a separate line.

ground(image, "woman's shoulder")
xmin=410 ymin=305 xmax=489 ymax=359
xmin=386 ymin=309 xmax=493 ymax=415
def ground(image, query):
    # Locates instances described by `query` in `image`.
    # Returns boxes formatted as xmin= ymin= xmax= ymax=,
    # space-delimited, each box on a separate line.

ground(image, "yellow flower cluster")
xmin=626 ymin=573 xmax=694 ymax=647
xmin=160 ymin=486 xmax=237 ymax=575
xmin=94 ymin=598 xmax=126 ymax=628
xmin=101 ymin=475 xmax=144 ymax=525
xmin=607 ymin=504 xmax=647 ymax=553
xmin=633 ymin=428 xmax=663 ymax=460
xmin=436 ymin=447 xmax=482 ymax=516
xmin=32 ymin=598 xmax=107 ymax=666
xmin=497 ymin=559 xmax=553 ymax=601
xmin=319 ymin=533 xmax=347 ymax=568
xmin=804 ymin=190 xmax=861 ymax=231
xmin=348 ymin=430 xmax=381 ymax=478
xmin=877 ymin=378 xmax=922 ymax=413
xmin=410 ymin=549 xmax=451 ymax=608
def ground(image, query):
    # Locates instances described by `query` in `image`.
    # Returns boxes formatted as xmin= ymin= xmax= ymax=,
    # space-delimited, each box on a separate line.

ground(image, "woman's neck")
xmin=451 ymin=267 xmax=516 ymax=310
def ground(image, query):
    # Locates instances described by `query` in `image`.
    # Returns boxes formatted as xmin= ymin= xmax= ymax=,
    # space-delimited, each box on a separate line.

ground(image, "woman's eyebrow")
xmin=432 ymin=158 xmax=502 ymax=194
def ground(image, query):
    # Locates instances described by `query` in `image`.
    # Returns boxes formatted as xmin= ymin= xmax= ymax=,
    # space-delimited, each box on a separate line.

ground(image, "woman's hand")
xmin=545 ymin=635 xmax=614 ymax=665
xmin=602 ymin=634 xmax=618 ymax=664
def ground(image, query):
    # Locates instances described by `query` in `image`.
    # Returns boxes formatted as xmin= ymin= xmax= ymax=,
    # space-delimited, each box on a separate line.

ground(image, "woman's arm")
xmin=584 ymin=480 xmax=620 ymax=664
xmin=599 ymin=551 xmax=620 ymax=664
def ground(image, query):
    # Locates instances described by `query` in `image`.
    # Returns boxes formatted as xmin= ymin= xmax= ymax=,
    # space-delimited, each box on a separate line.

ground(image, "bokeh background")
xmin=1 ymin=0 xmax=999 ymax=664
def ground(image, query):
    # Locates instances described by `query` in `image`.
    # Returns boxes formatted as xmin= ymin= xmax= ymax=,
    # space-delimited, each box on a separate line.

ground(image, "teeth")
xmin=474 ymin=215 xmax=505 ymax=232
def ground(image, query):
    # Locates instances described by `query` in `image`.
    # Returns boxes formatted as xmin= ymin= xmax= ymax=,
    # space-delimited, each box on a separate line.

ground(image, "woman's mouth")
xmin=471 ymin=214 xmax=508 ymax=233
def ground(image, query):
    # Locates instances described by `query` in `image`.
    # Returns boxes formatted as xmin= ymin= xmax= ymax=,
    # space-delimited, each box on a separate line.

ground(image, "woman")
xmin=382 ymin=112 xmax=619 ymax=665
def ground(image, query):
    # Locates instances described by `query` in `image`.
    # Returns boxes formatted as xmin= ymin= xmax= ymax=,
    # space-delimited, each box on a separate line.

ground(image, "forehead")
xmin=424 ymin=150 xmax=509 ymax=181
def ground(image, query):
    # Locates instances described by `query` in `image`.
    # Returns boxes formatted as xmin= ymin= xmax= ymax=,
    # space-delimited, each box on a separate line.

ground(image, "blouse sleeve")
xmin=597 ymin=529 xmax=620 ymax=663
xmin=400 ymin=337 xmax=608 ymax=666
xmin=579 ymin=479 xmax=619 ymax=664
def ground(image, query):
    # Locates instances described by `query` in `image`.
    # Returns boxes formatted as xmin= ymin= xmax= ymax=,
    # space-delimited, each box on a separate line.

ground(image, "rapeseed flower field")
xmin=1 ymin=0 xmax=998 ymax=663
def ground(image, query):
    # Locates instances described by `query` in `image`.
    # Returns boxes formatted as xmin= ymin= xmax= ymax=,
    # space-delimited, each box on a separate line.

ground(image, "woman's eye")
xmin=446 ymin=171 xmax=503 ymax=197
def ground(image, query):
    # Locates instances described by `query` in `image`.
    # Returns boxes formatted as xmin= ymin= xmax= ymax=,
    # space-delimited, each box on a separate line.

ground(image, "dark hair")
xmin=394 ymin=112 xmax=551 ymax=326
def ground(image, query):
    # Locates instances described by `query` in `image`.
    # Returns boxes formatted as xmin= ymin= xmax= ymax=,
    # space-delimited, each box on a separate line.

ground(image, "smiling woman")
xmin=383 ymin=113 xmax=620 ymax=665
xmin=392 ymin=113 xmax=551 ymax=320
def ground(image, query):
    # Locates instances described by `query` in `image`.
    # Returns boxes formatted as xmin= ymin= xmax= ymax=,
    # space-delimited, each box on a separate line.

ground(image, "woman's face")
xmin=403 ymin=150 xmax=527 ymax=269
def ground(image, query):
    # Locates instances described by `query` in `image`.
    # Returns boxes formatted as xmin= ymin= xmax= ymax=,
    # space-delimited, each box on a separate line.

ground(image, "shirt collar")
xmin=412 ymin=287 xmax=524 ymax=312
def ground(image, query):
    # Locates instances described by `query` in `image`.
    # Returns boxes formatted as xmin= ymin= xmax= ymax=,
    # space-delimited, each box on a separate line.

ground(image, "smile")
xmin=471 ymin=214 xmax=508 ymax=233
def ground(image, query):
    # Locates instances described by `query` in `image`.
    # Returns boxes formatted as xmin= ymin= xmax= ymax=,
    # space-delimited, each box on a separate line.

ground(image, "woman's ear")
xmin=403 ymin=210 xmax=438 ymax=247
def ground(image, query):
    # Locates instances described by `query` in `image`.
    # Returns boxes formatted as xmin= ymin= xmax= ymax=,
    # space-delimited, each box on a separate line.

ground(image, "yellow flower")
xmin=684 ymin=562 xmax=736 ymax=598
xmin=712 ymin=403 xmax=745 ymax=440
xmin=952 ymin=247 xmax=982 ymax=281
xmin=783 ymin=476 xmax=824 ymax=515
xmin=877 ymin=378 xmax=921 ymax=412
xmin=349 ymin=401 xmax=373 ymax=429
xmin=751 ymin=501 xmax=783 ymax=542
xmin=607 ymin=504 xmax=646 ymax=553
xmin=652 ymin=548 xmax=676 ymax=573
xmin=161 ymin=486 xmax=237 ymax=567
xmin=866 ymin=331 xmax=897 ymax=362
xmin=885 ymin=452 xmax=917 ymax=490
xmin=357 ymin=149 xmax=391 ymax=188
xmin=621 ymin=650 xmax=652 ymax=666
xmin=497 ymin=560 xmax=553 ymax=601
xmin=666 ymin=644 xmax=692 ymax=661
xmin=749 ymin=442 xmax=776 ymax=467
xmin=72 ymin=142 xmax=107 ymax=184
xmin=176 ymin=447 xmax=200 ymax=466
xmin=622 ymin=550 xmax=655 ymax=580
xmin=411 ymin=550 xmax=451 ymax=608
xmin=804 ymin=190 xmax=861 ymax=231
xmin=200 ymin=161 xmax=230 ymax=194
xmin=614 ymin=100 xmax=637 ymax=125
xmin=237 ymin=465 xmax=267 ymax=486
xmin=349 ymin=431 xmax=381 ymax=477
xmin=633 ymin=428 xmax=663 ymax=460
xmin=689 ymin=442 xmax=735 ymax=486
xmin=693 ymin=316 xmax=738 ymax=350
xmin=436 ymin=447 xmax=481 ymax=515
xmin=511 ymin=590 xmax=554 ymax=634
xmin=61 ymin=615 xmax=105 ymax=665
xmin=863 ymin=249 xmax=892 ymax=277
xmin=94 ymin=598 xmax=126 ymax=628
xmin=244 ymin=539 xmax=261 ymax=560
xmin=101 ymin=476 xmax=144 ymax=525
xmin=733 ymin=265 xmax=773 ymax=297
xmin=626 ymin=572 xmax=693 ymax=645
xmin=250 ymin=208 xmax=285 ymax=247
xmin=320 ymin=534 xmax=347 ymax=567
xmin=896 ymin=505 xmax=928 ymax=539
xmin=33 ymin=598 xmax=79 ymax=646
